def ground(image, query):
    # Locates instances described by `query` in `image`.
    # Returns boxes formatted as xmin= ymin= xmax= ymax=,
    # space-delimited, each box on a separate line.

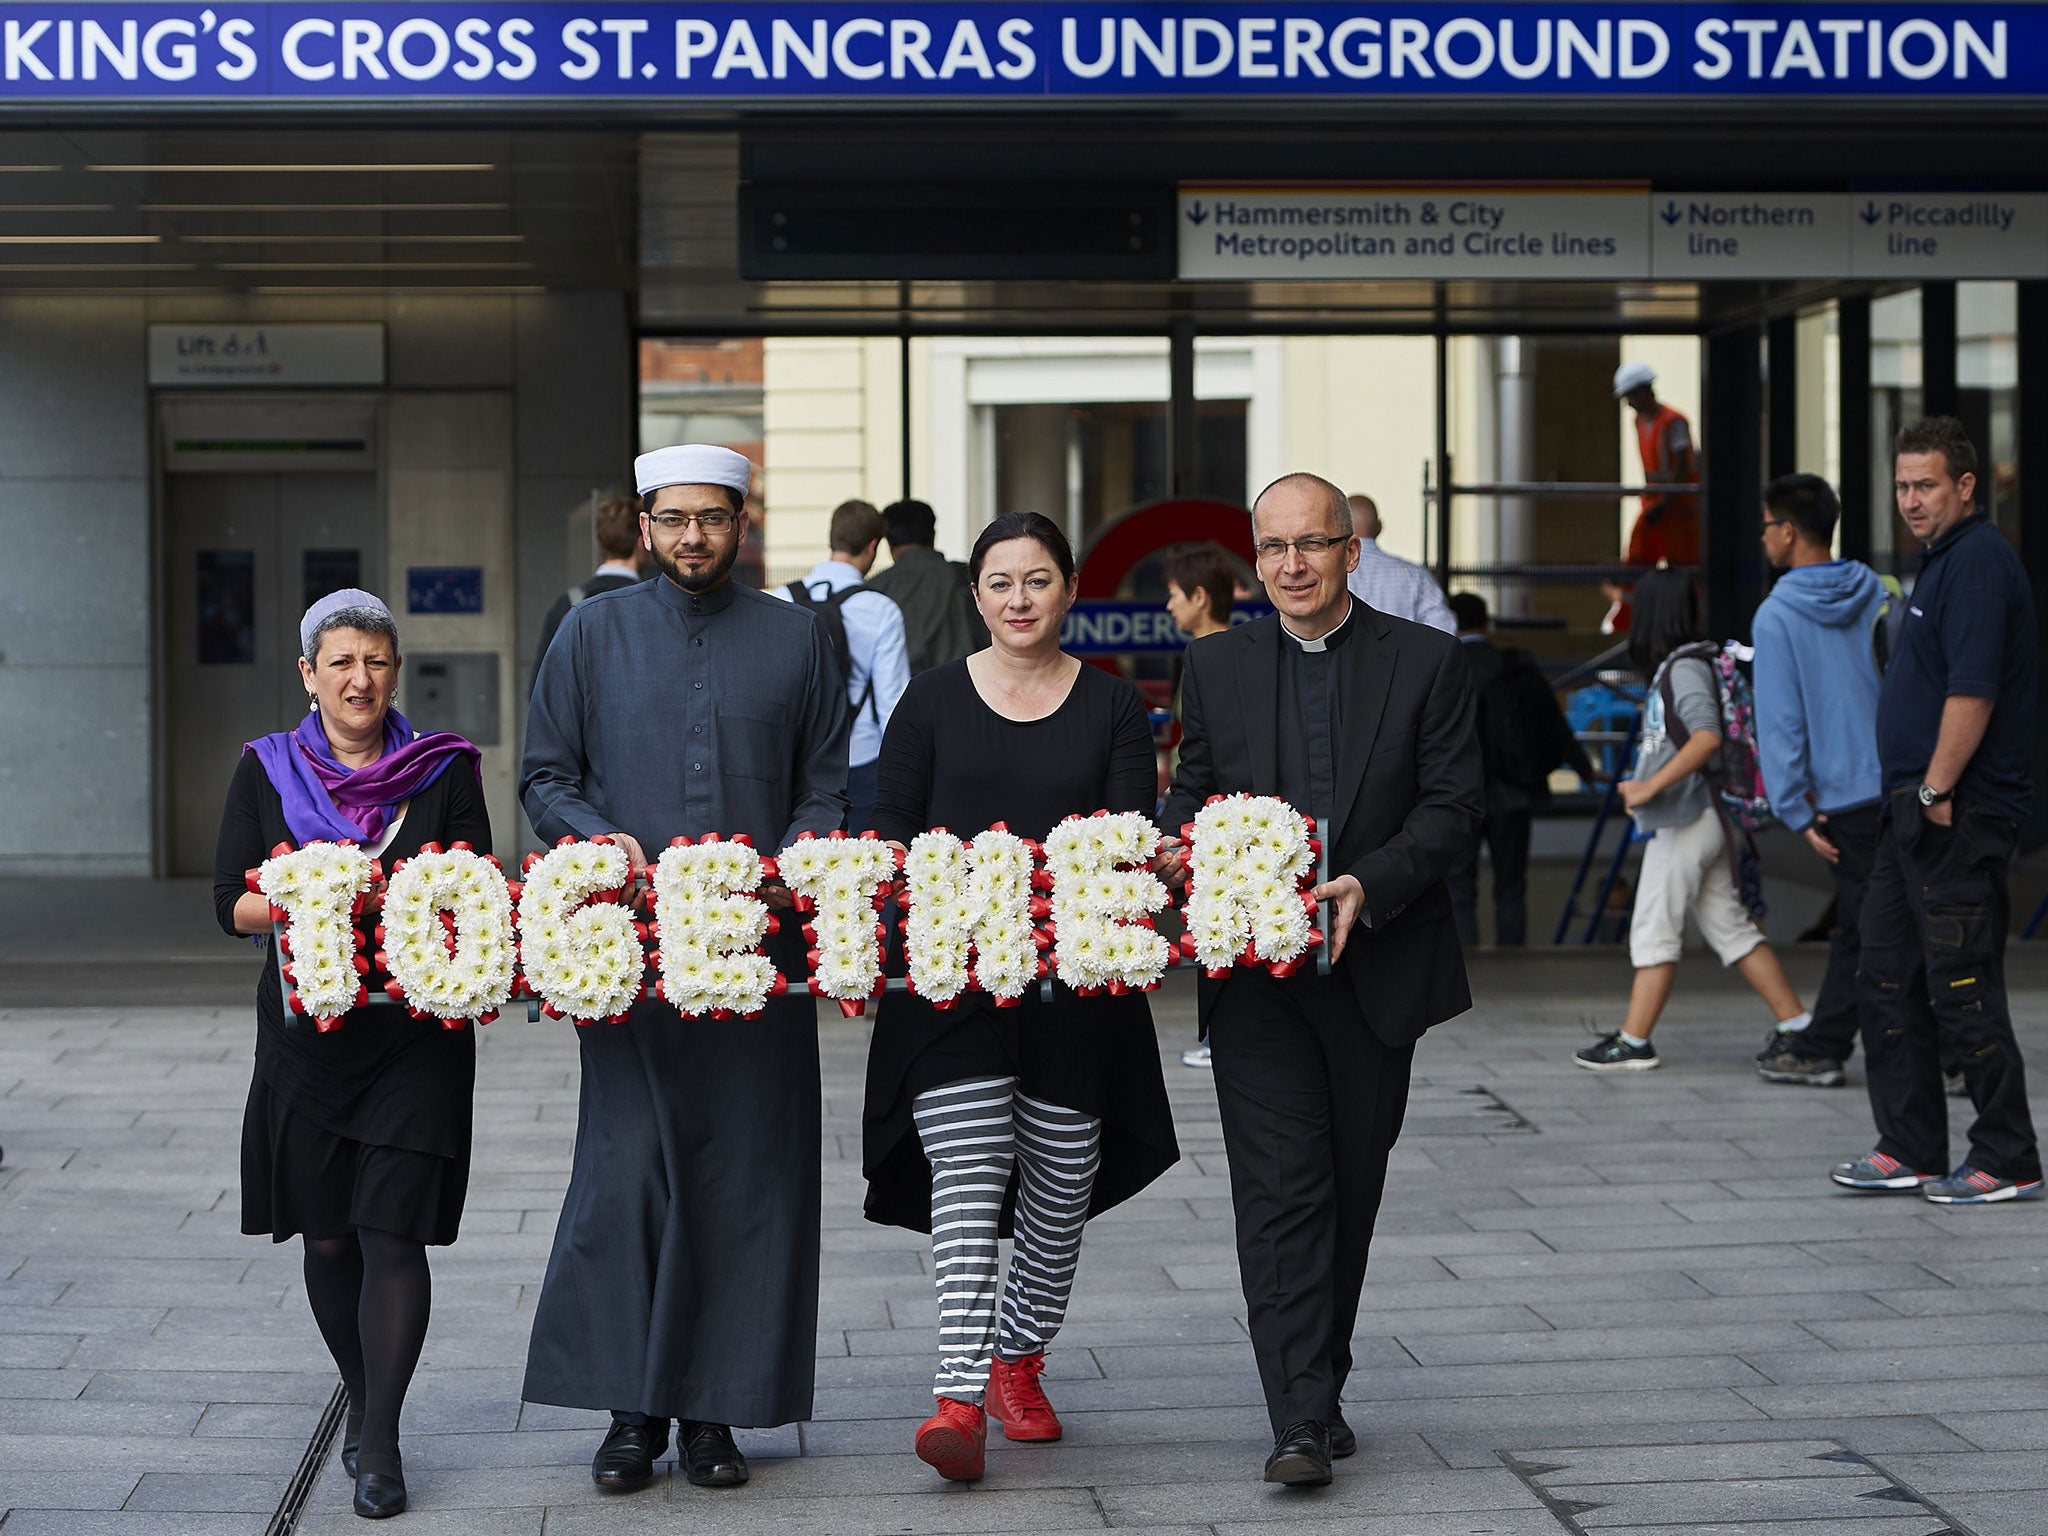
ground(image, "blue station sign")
xmin=2 ymin=3 xmax=2045 ymax=102
xmin=1062 ymin=600 xmax=1273 ymax=656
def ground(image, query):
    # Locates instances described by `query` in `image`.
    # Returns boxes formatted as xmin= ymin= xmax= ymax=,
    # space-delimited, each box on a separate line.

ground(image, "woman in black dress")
xmin=864 ymin=513 xmax=1178 ymax=1484
xmin=213 ymin=590 xmax=489 ymax=1520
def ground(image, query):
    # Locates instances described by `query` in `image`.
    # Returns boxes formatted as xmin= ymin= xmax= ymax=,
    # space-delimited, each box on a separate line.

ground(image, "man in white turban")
xmin=520 ymin=444 xmax=849 ymax=1494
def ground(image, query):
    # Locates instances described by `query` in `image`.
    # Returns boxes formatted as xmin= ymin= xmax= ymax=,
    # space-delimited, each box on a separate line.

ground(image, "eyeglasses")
xmin=1760 ymin=518 xmax=1793 ymax=530
xmin=1253 ymin=534 xmax=1347 ymax=562
xmin=646 ymin=510 xmax=736 ymax=533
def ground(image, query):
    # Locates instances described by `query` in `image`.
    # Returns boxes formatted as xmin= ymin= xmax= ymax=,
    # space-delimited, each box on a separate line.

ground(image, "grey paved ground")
xmin=3 ymin=928 xmax=2047 ymax=1534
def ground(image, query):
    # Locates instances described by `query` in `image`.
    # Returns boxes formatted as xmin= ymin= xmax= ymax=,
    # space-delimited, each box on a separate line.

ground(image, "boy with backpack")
xmin=1749 ymin=473 xmax=1887 ymax=1089
xmin=1448 ymin=592 xmax=1603 ymax=946
xmin=774 ymin=499 xmax=911 ymax=831
xmin=1576 ymin=570 xmax=1811 ymax=1071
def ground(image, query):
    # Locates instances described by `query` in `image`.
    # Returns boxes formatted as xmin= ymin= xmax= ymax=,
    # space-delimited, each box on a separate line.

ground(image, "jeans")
xmin=1858 ymin=795 xmax=2040 ymax=1181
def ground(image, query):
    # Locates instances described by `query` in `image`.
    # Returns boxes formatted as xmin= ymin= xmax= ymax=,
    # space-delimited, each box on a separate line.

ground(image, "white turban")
xmin=635 ymin=444 xmax=752 ymax=498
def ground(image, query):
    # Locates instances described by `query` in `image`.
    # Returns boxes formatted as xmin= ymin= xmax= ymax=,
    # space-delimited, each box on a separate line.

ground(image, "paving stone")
xmin=5 ymin=941 xmax=2046 ymax=1533
xmin=0 ymin=1471 xmax=141 ymax=1510
xmin=1876 ymin=1449 xmax=2048 ymax=1492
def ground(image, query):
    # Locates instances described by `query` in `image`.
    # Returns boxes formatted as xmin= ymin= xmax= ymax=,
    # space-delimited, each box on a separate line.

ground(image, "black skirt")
xmin=862 ymin=982 xmax=1179 ymax=1236
xmin=240 ymin=1069 xmax=469 ymax=1246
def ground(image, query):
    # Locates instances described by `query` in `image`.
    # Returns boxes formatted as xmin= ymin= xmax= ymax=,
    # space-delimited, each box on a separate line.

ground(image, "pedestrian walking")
xmin=867 ymin=497 xmax=986 ymax=674
xmin=774 ymin=497 xmax=911 ymax=831
xmin=1158 ymin=472 xmax=1482 ymax=1486
xmin=519 ymin=444 xmax=850 ymax=1492
xmin=215 ymin=589 xmax=489 ymax=1520
xmin=1574 ymin=569 xmax=1810 ymax=1072
xmin=1342 ymin=493 xmax=1456 ymax=634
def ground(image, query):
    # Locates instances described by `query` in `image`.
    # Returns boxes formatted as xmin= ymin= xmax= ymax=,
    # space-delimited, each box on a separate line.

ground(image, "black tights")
xmin=302 ymin=1228 xmax=431 ymax=1476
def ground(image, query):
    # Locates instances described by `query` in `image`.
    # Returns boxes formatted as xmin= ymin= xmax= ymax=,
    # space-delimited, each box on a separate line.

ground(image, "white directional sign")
xmin=1177 ymin=185 xmax=1651 ymax=281
xmin=1180 ymin=186 xmax=2048 ymax=281
xmin=1650 ymin=194 xmax=1850 ymax=279
xmin=1849 ymin=194 xmax=2048 ymax=278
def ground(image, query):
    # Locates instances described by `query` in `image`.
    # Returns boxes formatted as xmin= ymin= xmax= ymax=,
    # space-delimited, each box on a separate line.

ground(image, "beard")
xmin=651 ymin=537 xmax=740 ymax=594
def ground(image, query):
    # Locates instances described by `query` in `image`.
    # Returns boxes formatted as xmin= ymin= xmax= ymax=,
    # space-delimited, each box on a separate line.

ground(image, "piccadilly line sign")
xmin=2 ymin=3 xmax=2047 ymax=101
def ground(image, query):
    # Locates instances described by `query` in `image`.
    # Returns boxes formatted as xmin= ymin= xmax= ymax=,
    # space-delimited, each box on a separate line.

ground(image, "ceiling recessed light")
xmin=0 ymin=234 xmax=161 ymax=245
xmin=253 ymin=284 xmax=548 ymax=296
xmin=0 ymin=262 xmax=197 ymax=273
xmin=141 ymin=202 xmax=513 ymax=213
xmin=0 ymin=204 xmax=117 ymax=213
xmin=184 ymin=233 xmax=524 ymax=245
xmin=214 ymin=260 xmax=532 ymax=271
xmin=0 ymin=165 xmax=65 ymax=174
xmin=92 ymin=163 xmax=497 ymax=174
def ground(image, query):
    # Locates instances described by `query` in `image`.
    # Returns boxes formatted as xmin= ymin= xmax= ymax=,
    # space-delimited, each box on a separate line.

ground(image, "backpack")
xmin=1870 ymin=574 xmax=1907 ymax=676
xmin=1479 ymin=649 xmax=1564 ymax=791
xmin=786 ymin=579 xmax=878 ymax=724
xmin=1658 ymin=640 xmax=1775 ymax=834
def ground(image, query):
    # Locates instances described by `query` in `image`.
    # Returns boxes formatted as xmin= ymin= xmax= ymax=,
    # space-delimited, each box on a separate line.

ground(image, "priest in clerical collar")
xmin=520 ymin=443 xmax=850 ymax=1495
xmin=1157 ymin=471 xmax=1481 ymax=1488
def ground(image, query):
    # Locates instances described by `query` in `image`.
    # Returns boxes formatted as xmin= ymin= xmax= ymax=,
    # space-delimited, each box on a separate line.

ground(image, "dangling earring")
xmin=307 ymin=694 xmax=318 ymax=713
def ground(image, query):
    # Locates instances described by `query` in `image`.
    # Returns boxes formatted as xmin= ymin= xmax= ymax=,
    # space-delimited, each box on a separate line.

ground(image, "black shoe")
xmin=1328 ymin=1414 xmax=1356 ymax=1459
xmin=592 ymin=1419 xmax=669 ymax=1493
xmin=1263 ymin=1420 xmax=1333 ymax=1486
xmin=352 ymin=1453 xmax=406 ymax=1520
xmin=339 ymin=1400 xmax=364 ymax=1480
xmin=680 ymin=1421 xmax=749 ymax=1488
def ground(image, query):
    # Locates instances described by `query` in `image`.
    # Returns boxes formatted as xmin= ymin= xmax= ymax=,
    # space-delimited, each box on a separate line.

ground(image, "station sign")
xmin=1182 ymin=185 xmax=2048 ymax=280
xmin=1062 ymin=600 xmax=1271 ymax=656
xmin=1848 ymin=193 xmax=2048 ymax=277
xmin=1178 ymin=185 xmax=1650 ymax=281
xmin=2 ymin=4 xmax=2048 ymax=104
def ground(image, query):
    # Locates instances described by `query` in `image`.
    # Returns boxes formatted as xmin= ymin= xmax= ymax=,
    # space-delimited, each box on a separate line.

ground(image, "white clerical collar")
xmin=1279 ymin=600 xmax=1355 ymax=653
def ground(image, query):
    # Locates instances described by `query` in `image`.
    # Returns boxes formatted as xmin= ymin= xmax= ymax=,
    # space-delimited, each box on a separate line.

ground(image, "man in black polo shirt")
xmin=1831 ymin=417 xmax=2041 ymax=1205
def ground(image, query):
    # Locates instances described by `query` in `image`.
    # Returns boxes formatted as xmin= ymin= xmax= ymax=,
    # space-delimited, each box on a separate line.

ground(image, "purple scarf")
xmin=246 ymin=708 xmax=480 ymax=847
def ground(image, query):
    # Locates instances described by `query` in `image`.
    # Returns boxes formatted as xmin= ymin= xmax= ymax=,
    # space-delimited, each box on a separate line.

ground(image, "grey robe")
xmin=520 ymin=574 xmax=848 ymax=1427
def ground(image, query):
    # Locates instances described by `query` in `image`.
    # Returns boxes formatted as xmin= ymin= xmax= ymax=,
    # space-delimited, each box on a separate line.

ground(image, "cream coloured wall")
xmin=1278 ymin=336 xmax=1438 ymax=563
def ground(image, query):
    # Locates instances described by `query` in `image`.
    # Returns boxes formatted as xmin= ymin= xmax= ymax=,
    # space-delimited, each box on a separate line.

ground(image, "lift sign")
xmin=2 ymin=4 xmax=2046 ymax=100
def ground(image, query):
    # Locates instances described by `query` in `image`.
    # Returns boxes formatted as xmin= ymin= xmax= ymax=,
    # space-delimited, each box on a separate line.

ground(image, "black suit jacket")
xmin=1161 ymin=604 xmax=1484 ymax=1047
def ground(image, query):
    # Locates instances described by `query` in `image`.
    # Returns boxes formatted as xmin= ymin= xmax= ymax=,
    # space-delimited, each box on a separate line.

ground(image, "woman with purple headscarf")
xmin=212 ymin=590 xmax=487 ymax=1520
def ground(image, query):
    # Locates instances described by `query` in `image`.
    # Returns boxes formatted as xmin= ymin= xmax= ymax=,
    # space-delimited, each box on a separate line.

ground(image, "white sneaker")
xmin=1180 ymin=1044 xmax=1212 ymax=1069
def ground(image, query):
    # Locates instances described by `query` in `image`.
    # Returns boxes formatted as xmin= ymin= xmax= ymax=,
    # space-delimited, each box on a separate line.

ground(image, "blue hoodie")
xmin=1750 ymin=559 xmax=1885 ymax=832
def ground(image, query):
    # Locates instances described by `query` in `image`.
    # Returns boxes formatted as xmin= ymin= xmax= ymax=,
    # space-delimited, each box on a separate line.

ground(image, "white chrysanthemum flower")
xmin=1183 ymin=794 xmax=1317 ymax=972
xmin=258 ymin=842 xmax=375 ymax=1021
xmin=653 ymin=843 xmax=775 ymax=1017
xmin=518 ymin=841 xmax=640 ymax=1021
xmin=775 ymin=835 xmax=894 ymax=1005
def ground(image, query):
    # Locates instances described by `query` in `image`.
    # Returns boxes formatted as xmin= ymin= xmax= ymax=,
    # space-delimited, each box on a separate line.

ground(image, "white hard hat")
xmin=1612 ymin=360 xmax=1657 ymax=397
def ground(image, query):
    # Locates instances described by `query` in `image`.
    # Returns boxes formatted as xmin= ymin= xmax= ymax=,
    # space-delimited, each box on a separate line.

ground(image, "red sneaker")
xmin=914 ymin=1396 xmax=987 ymax=1482
xmin=987 ymin=1353 xmax=1063 ymax=1442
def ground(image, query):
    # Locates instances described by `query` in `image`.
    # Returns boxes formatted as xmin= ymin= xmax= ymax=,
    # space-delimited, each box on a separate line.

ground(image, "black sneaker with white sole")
xmin=1574 ymin=1032 xmax=1659 ymax=1071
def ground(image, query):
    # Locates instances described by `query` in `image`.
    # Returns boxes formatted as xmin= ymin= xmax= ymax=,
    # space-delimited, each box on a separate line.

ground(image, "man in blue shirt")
xmin=1831 ymin=419 xmax=2041 ymax=1205
xmin=775 ymin=499 xmax=911 ymax=831
xmin=1750 ymin=474 xmax=1884 ymax=1089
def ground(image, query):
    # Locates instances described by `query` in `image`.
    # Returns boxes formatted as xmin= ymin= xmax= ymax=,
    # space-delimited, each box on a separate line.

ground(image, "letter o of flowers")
xmin=516 ymin=839 xmax=644 ymax=1024
xmin=776 ymin=831 xmax=898 ymax=1016
xmin=376 ymin=844 xmax=517 ymax=1026
xmin=255 ymin=841 xmax=375 ymax=1029
xmin=1042 ymin=811 xmax=1172 ymax=994
xmin=651 ymin=836 xmax=780 ymax=1018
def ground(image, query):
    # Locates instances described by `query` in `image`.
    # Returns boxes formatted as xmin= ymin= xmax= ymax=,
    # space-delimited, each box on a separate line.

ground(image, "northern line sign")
xmin=2 ymin=3 xmax=2046 ymax=103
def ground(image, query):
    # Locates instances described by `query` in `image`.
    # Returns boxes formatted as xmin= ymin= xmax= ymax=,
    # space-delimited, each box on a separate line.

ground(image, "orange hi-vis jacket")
xmin=1627 ymin=401 xmax=1701 ymax=568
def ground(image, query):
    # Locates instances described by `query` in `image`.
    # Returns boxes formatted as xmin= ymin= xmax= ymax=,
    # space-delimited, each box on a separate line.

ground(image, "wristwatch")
xmin=1916 ymin=782 xmax=1954 ymax=808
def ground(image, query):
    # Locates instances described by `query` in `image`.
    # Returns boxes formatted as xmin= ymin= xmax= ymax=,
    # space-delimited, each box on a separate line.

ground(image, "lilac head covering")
xmin=299 ymin=587 xmax=391 ymax=656
xmin=246 ymin=591 xmax=480 ymax=846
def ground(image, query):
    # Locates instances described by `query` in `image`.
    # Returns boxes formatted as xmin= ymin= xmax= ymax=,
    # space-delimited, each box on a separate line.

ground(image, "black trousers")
xmin=1208 ymin=968 xmax=1414 ymax=1437
xmin=1858 ymin=799 xmax=2040 ymax=1182
xmin=1447 ymin=790 xmax=1532 ymax=947
xmin=1790 ymin=803 xmax=1881 ymax=1064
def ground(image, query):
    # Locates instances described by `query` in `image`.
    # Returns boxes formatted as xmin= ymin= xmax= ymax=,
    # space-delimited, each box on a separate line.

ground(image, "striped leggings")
xmin=912 ymin=1076 xmax=1102 ymax=1402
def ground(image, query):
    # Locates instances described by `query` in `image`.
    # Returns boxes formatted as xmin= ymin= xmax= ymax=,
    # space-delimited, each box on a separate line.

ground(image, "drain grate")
xmin=1403 ymin=1080 xmax=1538 ymax=1137
xmin=265 ymin=1381 xmax=346 ymax=1536
xmin=1500 ymin=1439 xmax=1974 ymax=1535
